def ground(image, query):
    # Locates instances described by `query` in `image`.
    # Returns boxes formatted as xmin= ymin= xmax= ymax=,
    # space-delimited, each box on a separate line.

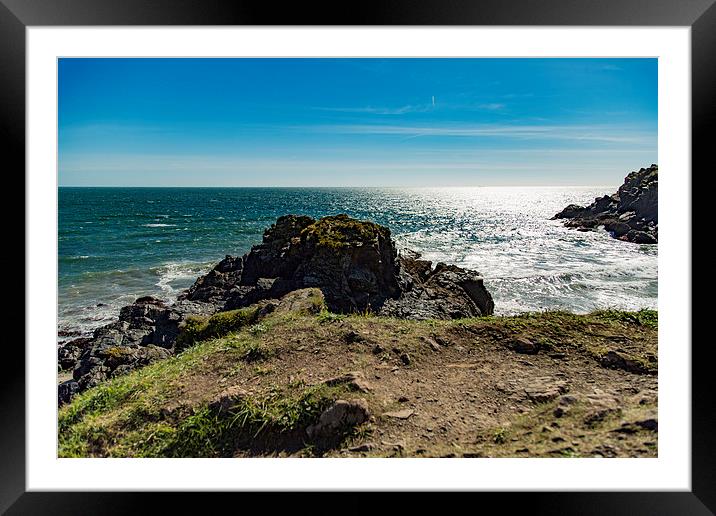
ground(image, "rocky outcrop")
xmin=182 ymin=214 xmax=402 ymax=313
xmin=63 ymin=296 xmax=217 ymax=400
xmin=59 ymin=214 xmax=495 ymax=405
xmin=182 ymin=214 xmax=494 ymax=319
xmin=553 ymin=165 xmax=658 ymax=244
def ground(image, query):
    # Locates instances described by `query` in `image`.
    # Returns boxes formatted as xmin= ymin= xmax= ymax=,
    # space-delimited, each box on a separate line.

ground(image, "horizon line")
xmin=58 ymin=184 xmax=614 ymax=189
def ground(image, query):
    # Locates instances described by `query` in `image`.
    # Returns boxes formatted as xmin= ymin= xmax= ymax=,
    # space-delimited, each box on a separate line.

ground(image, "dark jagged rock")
xmin=70 ymin=298 xmax=217 ymax=392
xmin=184 ymin=214 xmax=493 ymax=318
xmin=379 ymin=258 xmax=494 ymax=320
xmin=58 ymin=337 xmax=92 ymax=371
xmin=61 ymin=214 xmax=495 ymax=404
xmin=553 ymin=165 xmax=658 ymax=244
xmin=58 ymin=379 xmax=80 ymax=406
xmin=182 ymin=255 xmax=244 ymax=303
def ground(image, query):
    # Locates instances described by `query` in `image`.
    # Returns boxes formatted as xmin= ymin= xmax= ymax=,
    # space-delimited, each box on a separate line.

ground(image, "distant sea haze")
xmin=58 ymin=187 xmax=657 ymax=337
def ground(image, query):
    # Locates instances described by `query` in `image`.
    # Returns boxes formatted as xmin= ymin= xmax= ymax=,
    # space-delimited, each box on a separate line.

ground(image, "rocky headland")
xmin=58 ymin=214 xmax=658 ymax=459
xmin=553 ymin=164 xmax=658 ymax=244
xmin=59 ymin=214 xmax=494 ymax=404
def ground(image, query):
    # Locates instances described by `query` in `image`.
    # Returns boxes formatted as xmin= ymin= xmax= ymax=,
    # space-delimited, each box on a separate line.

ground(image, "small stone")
xmin=381 ymin=441 xmax=405 ymax=452
xmin=524 ymin=377 xmax=568 ymax=403
xmin=600 ymin=350 xmax=647 ymax=374
xmin=209 ymin=385 xmax=248 ymax=414
xmin=434 ymin=336 xmax=451 ymax=347
xmin=559 ymin=394 xmax=579 ymax=405
xmin=323 ymin=371 xmax=373 ymax=393
xmin=344 ymin=330 xmax=364 ymax=344
xmin=382 ymin=409 xmax=415 ymax=420
xmin=348 ymin=443 xmax=374 ymax=452
xmin=509 ymin=336 xmax=539 ymax=355
xmin=421 ymin=336 xmax=441 ymax=351
xmin=398 ymin=396 xmax=409 ymax=403
xmin=584 ymin=407 xmax=619 ymax=427
xmin=306 ymin=399 xmax=370 ymax=440
xmin=372 ymin=344 xmax=385 ymax=355
xmin=635 ymin=418 xmax=658 ymax=431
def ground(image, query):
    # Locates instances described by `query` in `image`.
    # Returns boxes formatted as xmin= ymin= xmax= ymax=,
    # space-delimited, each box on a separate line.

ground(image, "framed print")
xmin=3 ymin=0 xmax=713 ymax=513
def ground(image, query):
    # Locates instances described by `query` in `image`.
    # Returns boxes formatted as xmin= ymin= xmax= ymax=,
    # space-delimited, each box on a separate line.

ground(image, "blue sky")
xmin=58 ymin=58 xmax=657 ymax=187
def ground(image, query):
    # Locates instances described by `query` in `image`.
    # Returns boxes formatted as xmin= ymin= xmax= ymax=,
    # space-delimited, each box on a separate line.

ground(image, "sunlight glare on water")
xmin=58 ymin=186 xmax=657 ymax=335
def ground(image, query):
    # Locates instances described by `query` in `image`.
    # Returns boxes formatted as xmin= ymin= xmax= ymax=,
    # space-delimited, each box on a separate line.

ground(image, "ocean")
xmin=58 ymin=187 xmax=658 ymax=337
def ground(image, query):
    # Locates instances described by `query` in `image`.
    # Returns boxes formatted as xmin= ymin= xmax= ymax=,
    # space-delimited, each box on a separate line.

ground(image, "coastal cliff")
xmin=553 ymin=164 xmax=658 ymax=244
xmin=59 ymin=214 xmax=494 ymax=403
xmin=58 ymin=215 xmax=658 ymax=458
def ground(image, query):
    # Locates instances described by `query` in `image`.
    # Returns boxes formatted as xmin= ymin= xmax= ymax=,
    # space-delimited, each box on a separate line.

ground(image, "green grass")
xmin=59 ymin=338 xmax=347 ymax=457
xmin=472 ymin=396 xmax=656 ymax=458
xmin=592 ymin=309 xmax=658 ymax=330
xmin=162 ymin=383 xmax=342 ymax=457
xmin=59 ymin=305 xmax=657 ymax=458
xmin=241 ymin=341 xmax=271 ymax=362
xmin=248 ymin=323 xmax=269 ymax=336
xmin=492 ymin=427 xmax=508 ymax=444
xmin=316 ymin=308 xmax=346 ymax=324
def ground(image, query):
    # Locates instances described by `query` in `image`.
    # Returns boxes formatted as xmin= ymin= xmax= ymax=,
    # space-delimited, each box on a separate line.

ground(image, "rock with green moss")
xmin=184 ymin=214 xmax=494 ymax=318
xmin=232 ymin=214 xmax=402 ymax=312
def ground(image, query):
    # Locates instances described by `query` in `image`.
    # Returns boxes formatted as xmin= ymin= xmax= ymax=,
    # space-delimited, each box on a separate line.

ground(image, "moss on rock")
xmin=301 ymin=214 xmax=390 ymax=250
xmin=176 ymin=306 xmax=261 ymax=351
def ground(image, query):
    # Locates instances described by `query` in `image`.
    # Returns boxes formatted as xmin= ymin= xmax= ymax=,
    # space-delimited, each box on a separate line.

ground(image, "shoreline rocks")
xmin=59 ymin=214 xmax=495 ymax=405
xmin=553 ymin=165 xmax=658 ymax=244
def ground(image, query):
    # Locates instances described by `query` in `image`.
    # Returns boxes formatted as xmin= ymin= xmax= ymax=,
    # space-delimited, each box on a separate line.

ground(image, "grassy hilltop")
xmin=59 ymin=289 xmax=657 ymax=458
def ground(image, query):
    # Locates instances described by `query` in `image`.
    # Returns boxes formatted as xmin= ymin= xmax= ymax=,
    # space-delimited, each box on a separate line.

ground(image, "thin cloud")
xmin=305 ymin=123 xmax=653 ymax=144
xmin=316 ymin=101 xmax=506 ymax=114
xmin=314 ymin=104 xmax=431 ymax=115
xmin=476 ymin=103 xmax=506 ymax=110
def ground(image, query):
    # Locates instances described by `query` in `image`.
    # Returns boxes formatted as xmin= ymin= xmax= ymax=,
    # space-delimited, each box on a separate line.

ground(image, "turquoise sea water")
xmin=58 ymin=187 xmax=658 ymax=335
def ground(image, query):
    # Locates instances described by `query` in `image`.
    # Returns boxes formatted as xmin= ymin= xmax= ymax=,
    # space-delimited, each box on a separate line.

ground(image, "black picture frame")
xmin=3 ymin=0 xmax=712 ymax=513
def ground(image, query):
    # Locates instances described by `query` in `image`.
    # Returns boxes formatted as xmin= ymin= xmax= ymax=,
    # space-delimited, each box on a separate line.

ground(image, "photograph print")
xmin=57 ymin=58 xmax=658 ymax=458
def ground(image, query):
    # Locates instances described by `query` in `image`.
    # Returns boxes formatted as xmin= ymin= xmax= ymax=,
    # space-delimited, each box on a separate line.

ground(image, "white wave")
xmin=154 ymin=261 xmax=214 ymax=299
